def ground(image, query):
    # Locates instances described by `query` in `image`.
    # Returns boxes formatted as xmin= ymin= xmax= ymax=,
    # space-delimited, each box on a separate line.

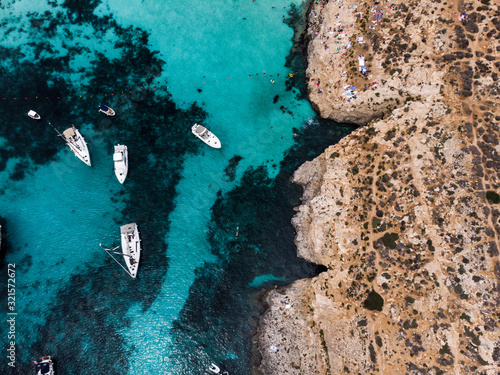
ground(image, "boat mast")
xmin=47 ymin=121 xmax=64 ymax=138
xmin=99 ymin=244 xmax=134 ymax=278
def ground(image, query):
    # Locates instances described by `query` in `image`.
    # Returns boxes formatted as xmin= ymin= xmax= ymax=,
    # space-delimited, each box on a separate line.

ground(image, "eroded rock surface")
xmin=256 ymin=0 xmax=500 ymax=373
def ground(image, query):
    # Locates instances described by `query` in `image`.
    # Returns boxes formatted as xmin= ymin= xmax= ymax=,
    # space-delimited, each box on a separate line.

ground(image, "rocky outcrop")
xmin=256 ymin=0 xmax=500 ymax=374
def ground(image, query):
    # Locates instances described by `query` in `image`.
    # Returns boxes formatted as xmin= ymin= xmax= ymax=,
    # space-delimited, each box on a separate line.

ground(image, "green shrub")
xmin=381 ymin=233 xmax=399 ymax=249
xmin=405 ymin=296 xmax=415 ymax=303
xmin=486 ymin=191 xmax=500 ymax=203
xmin=363 ymin=290 xmax=384 ymax=311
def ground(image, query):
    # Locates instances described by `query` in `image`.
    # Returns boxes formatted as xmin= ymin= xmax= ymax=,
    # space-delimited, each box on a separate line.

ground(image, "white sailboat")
xmin=113 ymin=144 xmax=128 ymax=184
xmin=28 ymin=110 xmax=41 ymax=120
xmin=192 ymin=123 xmax=221 ymax=149
xmin=100 ymin=223 xmax=141 ymax=279
xmin=48 ymin=122 xmax=92 ymax=167
xmin=34 ymin=355 xmax=54 ymax=375
xmin=121 ymin=223 xmax=141 ymax=278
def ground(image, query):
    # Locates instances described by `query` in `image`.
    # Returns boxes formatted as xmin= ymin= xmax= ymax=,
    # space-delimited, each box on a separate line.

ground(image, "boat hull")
xmin=192 ymin=123 xmax=221 ymax=149
xmin=209 ymin=364 xmax=221 ymax=374
xmin=28 ymin=110 xmax=41 ymax=120
xmin=99 ymin=105 xmax=115 ymax=116
xmin=35 ymin=356 xmax=54 ymax=375
xmin=63 ymin=127 xmax=91 ymax=166
xmin=120 ymin=223 xmax=141 ymax=278
xmin=113 ymin=145 xmax=128 ymax=184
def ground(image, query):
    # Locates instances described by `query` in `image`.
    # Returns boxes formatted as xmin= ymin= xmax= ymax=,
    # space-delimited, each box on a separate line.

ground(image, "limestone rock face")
xmin=256 ymin=0 xmax=500 ymax=374
xmin=305 ymin=0 xmax=450 ymax=125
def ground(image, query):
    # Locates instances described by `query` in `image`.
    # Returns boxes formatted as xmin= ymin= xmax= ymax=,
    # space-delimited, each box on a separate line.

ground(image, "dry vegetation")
xmin=256 ymin=0 xmax=500 ymax=374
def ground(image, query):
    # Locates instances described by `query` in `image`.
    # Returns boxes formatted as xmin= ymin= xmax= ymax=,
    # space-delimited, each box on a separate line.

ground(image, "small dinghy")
xmin=98 ymin=104 xmax=115 ymax=116
xmin=34 ymin=355 xmax=54 ymax=375
xmin=192 ymin=123 xmax=221 ymax=149
xmin=208 ymin=363 xmax=229 ymax=375
xmin=28 ymin=110 xmax=41 ymax=120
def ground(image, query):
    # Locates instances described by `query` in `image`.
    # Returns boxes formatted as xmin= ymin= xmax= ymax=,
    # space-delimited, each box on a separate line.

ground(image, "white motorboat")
xmin=113 ymin=144 xmax=128 ymax=184
xmin=208 ymin=364 xmax=220 ymax=374
xmin=34 ymin=355 xmax=54 ymax=375
xmin=28 ymin=110 xmax=41 ymax=120
xmin=120 ymin=223 xmax=141 ymax=279
xmin=61 ymin=126 xmax=91 ymax=166
xmin=99 ymin=104 xmax=115 ymax=116
xmin=208 ymin=363 xmax=229 ymax=375
xmin=192 ymin=123 xmax=221 ymax=149
xmin=28 ymin=109 xmax=42 ymax=120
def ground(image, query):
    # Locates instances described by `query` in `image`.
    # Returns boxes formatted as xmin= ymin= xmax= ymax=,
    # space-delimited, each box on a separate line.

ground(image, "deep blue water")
xmin=0 ymin=1 xmax=354 ymax=374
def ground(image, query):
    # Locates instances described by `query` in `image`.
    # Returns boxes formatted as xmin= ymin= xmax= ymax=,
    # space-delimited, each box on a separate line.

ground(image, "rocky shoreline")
xmin=256 ymin=0 xmax=500 ymax=373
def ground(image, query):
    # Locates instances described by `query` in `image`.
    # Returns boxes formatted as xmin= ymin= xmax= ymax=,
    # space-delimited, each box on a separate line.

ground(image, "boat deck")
xmin=120 ymin=223 xmax=136 ymax=234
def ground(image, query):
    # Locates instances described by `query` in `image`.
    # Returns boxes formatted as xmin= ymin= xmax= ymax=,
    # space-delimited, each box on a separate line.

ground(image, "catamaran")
xmin=99 ymin=104 xmax=115 ymax=116
xmin=28 ymin=110 xmax=41 ymax=120
xmin=192 ymin=123 xmax=221 ymax=149
xmin=34 ymin=355 xmax=54 ymax=375
xmin=113 ymin=144 xmax=128 ymax=184
xmin=100 ymin=223 xmax=141 ymax=279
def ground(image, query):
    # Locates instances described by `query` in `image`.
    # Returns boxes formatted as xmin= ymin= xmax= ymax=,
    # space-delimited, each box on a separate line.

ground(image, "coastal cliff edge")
xmin=256 ymin=0 xmax=500 ymax=374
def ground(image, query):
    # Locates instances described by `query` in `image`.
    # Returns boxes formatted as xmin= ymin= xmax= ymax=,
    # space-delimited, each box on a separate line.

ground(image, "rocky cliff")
xmin=256 ymin=0 xmax=500 ymax=374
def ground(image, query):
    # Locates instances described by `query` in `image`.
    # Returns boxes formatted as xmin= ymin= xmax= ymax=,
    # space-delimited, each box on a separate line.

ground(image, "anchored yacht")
xmin=120 ymin=223 xmax=141 ymax=278
xmin=113 ymin=144 xmax=128 ymax=184
xmin=100 ymin=223 xmax=141 ymax=278
xmin=60 ymin=125 xmax=91 ymax=166
xmin=192 ymin=123 xmax=221 ymax=149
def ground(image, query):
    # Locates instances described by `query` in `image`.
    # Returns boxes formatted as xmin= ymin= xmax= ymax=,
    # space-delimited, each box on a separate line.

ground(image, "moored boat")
xmin=99 ymin=104 xmax=115 ymax=116
xmin=34 ymin=355 xmax=54 ymax=375
xmin=61 ymin=126 xmax=91 ymax=166
xmin=208 ymin=363 xmax=220 ymax=374
xmin=100 ymin=223 xmax=141 ymax=279
xmin=121 ymin=223 xmax=141 ymax=278
xmin=28 ymin=110 xmax=41 ymax=120
xmin=192 ymin=123 xmax=221 ymax=149
xmin=208 ymin=363 xmax=229 ymax=375
xmin=113 ymin=144 xmax=128 ymax=184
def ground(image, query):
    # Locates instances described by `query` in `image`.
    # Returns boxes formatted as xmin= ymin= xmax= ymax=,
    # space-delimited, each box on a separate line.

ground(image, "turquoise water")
xmin=249 ymin=273 xmax=284 ymax=287
xmin=0 ymin=0 xmax=353 ymax=373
